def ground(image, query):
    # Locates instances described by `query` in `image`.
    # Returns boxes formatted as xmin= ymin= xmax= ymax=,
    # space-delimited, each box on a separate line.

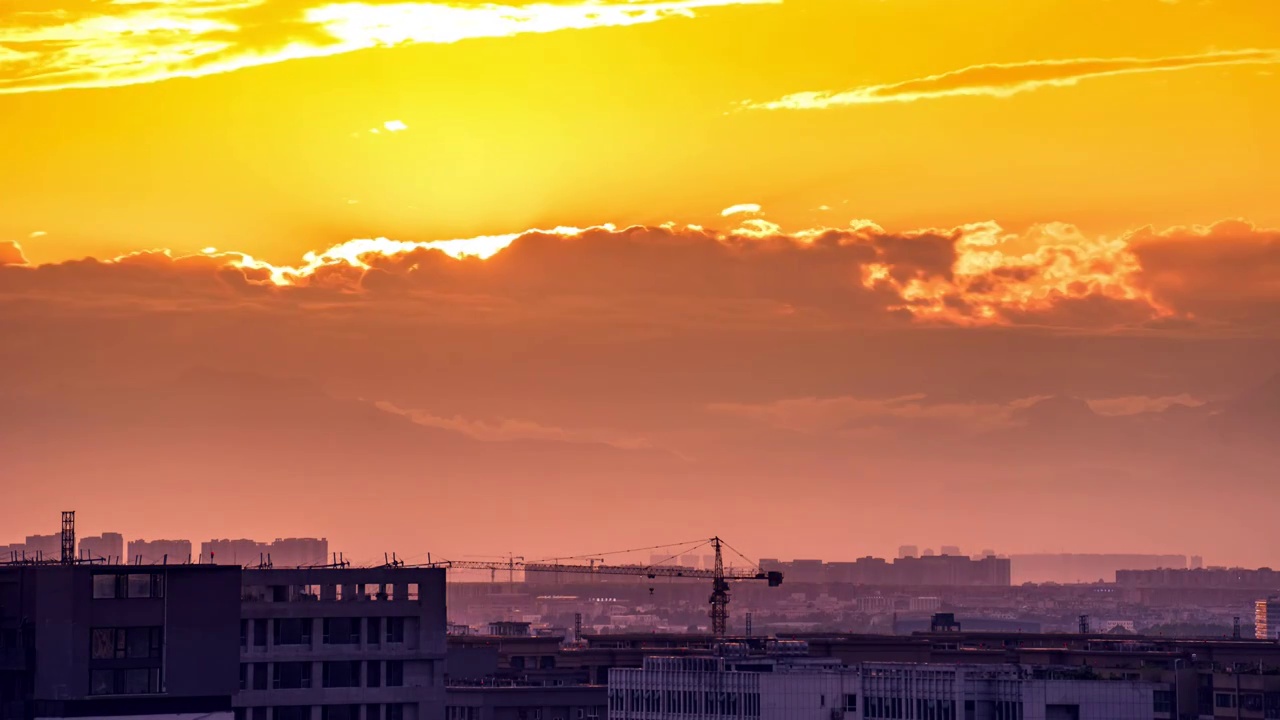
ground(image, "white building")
xmin=609 ymin=655 xmax=1159 ymax=720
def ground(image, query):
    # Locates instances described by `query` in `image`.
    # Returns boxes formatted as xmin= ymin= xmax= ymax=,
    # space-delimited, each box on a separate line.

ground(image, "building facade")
xmin=236 ymin=567 xmax=447 ymax=720
xmin=1256 ymin=599 xmax=1280 ymax=641
xmin=126 ymin=540 xmax=194 ymax=566
xmin=609 ymin=656 xmax=1159 ymax=720
xmin=0 ymin=563 xmax=241 ymax=719
xmin=78 ymin=534 xmax=125 ymax=564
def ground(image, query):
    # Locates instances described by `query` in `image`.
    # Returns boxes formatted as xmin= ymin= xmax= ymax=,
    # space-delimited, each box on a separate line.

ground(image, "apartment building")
xmin=0 ymin=563 xmax=240 ymax=719
xmin=236 ymin=567 xmax=446 ymax=720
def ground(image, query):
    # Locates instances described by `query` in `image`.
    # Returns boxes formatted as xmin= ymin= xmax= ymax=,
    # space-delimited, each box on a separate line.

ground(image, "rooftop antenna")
xmin=61 ymin=511 xmax=75 ymax=565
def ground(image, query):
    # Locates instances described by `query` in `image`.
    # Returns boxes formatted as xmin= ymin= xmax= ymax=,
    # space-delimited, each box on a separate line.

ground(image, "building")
xmin=21 ymin=535 xmax=60 ymax=562
xmin=609 ymin=654 xmax=1159 ymax=720
xmin=78 ymin=533 xmax=124 ymax=563
xmin=127 ymin=538 xmax=194 ymax=565
xmin=898 ymin=547 xmax=918 ymax=559
xmin=204 ymin=539 xmax=270 ymax=566
xmin=1189 ymin=556 xmax=1203 ymax=570
xmin=1256 ymin=598 xmax=1280 ymax=640
xmin=444 ymin=685 xmax=606 ymax=720
xmin=236 ymin=567 xmax=447 ymax=720
xmin=940 ymin=546 xmax=961 ymax=557
xmin=1011 ymin=554 xmax=1186 ymax=584
xmin=267 ymin=539 xmax=329 ymax=568
xmin=0 ymin=563 xmax=241 ymax=719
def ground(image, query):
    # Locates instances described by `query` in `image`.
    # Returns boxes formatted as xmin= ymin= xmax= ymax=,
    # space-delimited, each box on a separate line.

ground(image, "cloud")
xmin=2 ymin=217 xmax=1278 ymax=332
xmin=721 ymin=203 xmax=762 ymax=217
xmin=0 ymin=241 xmax=26 ymax=266
xmin=744 ymin=49 xmax=1280 ymax=110
xmin=707 ymin=393 xmax=1047 ymax=435
xmin=0 ymin=0 xmax=776 ymax=94
xmin=374 ymin=401 xmax=651 ymax=450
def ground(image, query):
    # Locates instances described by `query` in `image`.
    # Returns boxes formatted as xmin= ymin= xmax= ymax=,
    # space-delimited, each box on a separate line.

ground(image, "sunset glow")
xmin=4 ymin=0 xmax=1280 ymax=564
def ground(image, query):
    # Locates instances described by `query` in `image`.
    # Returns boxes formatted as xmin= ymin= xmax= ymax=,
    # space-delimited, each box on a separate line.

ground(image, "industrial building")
xmin=236 ymin=567 xmax=447 ymax=720
xmin=0 ymin=562 xmax=241 ymax=719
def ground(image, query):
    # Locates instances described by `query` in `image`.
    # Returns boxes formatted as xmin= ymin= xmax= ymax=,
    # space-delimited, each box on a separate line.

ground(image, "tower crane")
xmin=432 ymin=536 xmax=782 ymax=636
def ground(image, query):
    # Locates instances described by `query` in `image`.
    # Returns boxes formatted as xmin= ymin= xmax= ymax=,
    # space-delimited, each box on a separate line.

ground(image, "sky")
xmin=2 ymin=0 xmax=1279 ymax=568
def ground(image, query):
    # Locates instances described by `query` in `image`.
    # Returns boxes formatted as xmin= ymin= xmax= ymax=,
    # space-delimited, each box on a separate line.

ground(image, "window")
xmin=252 ymin=708 xmax=267 ymax=720
xmin=321 ymin=706 xmax=359 ymax=720
xmin=273 ymin=662 xmax=313 ymax=690
xmin=275 ymin=708 xmax=311 ymax=720
xmin=253 ymin=619 xmax=267 ymax=647
xmin=240 ymin=664 xmax=248 ymax=691
xmin=385 ymin=661 xmax=404 ymax=687
xmin=90 ymin=628 xmax=162 ymax=660
xmin=88 ymin=668 xmax=161 ymax=695
xmin=845 ymin=695 xmax=858 ymax=712
xmin=253 ymin=663 xmax=268 ymax=691
xmin=240 ymin=620 xmax=248 ymax=648
xmin=367 ymin=661 xmax=381 ymax=688
xmin=1217 ymin=693 xmax=1237 ymax=709
xmin=274 ymin=618 xmax=313 ymax=646
xmin=407 ymin=583 xmax=419 ymax=601
xmin=367 ymin=705 xmax=381 ymax=720
xmin=322 ymin=661 xmax=361 ymax=688
xmin=385 ymin=618 xmax=405 ymax=643
xmin=91 ymin=573 xmax=163 ymax=599
xmin=1154 ymin=690 xmax=1173 ymax=714
xmin=386 ymin=705 xmax=404 ymax=720
xmin=367 ymin=618 xmax=381 ymax=644
xmin=323 ymin=618 xmax=361 ymax=645
xmin=93 ymin=575 xmax=116 ymax=599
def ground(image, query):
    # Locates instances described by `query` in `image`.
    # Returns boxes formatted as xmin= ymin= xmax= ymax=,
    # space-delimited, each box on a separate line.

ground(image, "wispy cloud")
xmin=0 ymin=0 xmax=776 ymax=94
xmin=721 ymin=203 xmax=762 ymax=217
xmin=744 ymin=49 xmax=1280 ymax=110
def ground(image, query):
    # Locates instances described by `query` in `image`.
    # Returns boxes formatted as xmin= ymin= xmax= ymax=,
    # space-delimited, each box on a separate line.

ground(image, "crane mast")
xmin=710 ymin=536 xmax=729 ymax=636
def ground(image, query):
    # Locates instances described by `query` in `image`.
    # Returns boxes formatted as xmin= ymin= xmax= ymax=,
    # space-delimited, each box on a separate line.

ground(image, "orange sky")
xmin=3 ymin=0 xmax=1280 ymax=565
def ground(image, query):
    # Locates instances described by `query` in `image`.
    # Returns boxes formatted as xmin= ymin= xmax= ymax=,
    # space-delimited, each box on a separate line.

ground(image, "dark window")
xmin=253 ymin=619 xmax=267 ymax=647
xmin=367 ymin=618 xmax=381 ymax=644
xmin=367 ymin=661 xmax=381 ymax=688
xmin=253 ymin=663 xmax=268 ymax=690
xmin=252 ymin=708 xmax=267 ymax=720
xmin=367 ymin=705 xmax=381 ymax=720
xmin=845 ymin=695 xmax=857 ymax=712
xmin=234 ymin=709 xmax=246 ymax=720
xmin=273 ymin=662 xmax=313 ymax=690
xmin=92 ymin=575 xmax=116 ymax=599
xmin=323 ymin=661 xmax=361 ymax=688
xmin=275 ymin=708 xmax=311 ymax=720
xmin=385 ymin=617 xmax=404 ymax=643
xmin=323 ymin=618 xmax=362 ymax=644
xmin=385 ymin=661 xmax=404 ymax=687
xmin=240 ymin=664 xmax=248 ymax=691
xmin=386 ymin=705 xmax=404 ymax=720
xmin=274 ymin=618 xmax=313 ymax=645
xmin=321 ymin=706 xmax=359 ymax=720
xmin=240 ymin=620 xmax=248 ymax=648
xmin=88 ymin=668 xmax=161 ymax=695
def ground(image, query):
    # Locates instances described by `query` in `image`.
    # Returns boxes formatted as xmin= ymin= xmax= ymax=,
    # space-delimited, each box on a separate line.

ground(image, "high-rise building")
xmin=269 ymin=537 xmax=329 ymax=567
xmin=897 ymin=546 xmax=918 ymax=559
xmin=203 ymin=538 xmax=270 ymax=566
xmin=921 ymin=548 xmax=936 ymax=557
xmin=940 ymin=545 xmax=961 ymax=557
xmin=1190 ymin=555 xmax=1204 ymax=570
xmin=129 ymin=538 xmax=195 ymax=564
xmin=1257 ymin=598 xmax=1280 ymax=640
xmin=22 ymin=534 xmax=60 ymax=560
xmin=236 ymin=567 xmax=447 ymax=720
xmin=79 ymin=532 xmax=125 ymax=563
xmin=0 ymin=563 xmax=241 ymax=719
